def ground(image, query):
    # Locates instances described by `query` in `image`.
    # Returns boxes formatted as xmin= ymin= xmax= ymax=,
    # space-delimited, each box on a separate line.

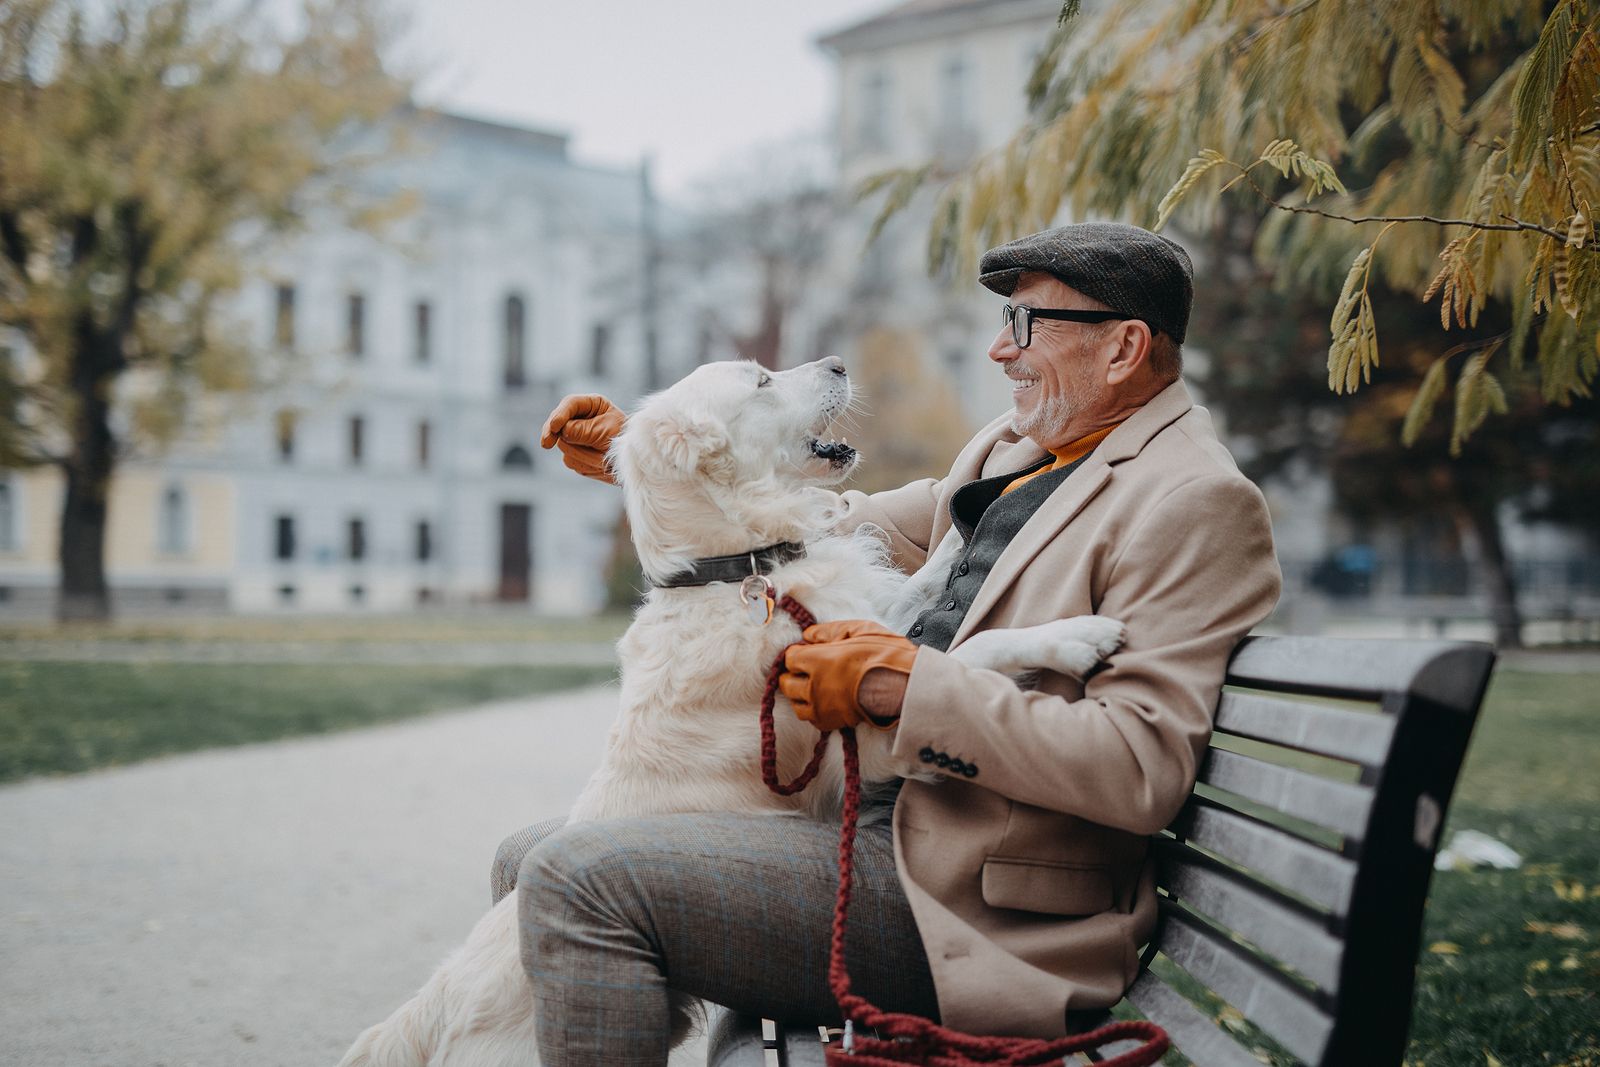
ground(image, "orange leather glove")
xmin=779 ymin=620 xmax=918 ymax=732
xmin=539 ymin=394 xmax=625 ymax=484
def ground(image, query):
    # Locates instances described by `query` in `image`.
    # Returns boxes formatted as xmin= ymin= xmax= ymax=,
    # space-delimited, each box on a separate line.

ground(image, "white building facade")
xmin=0 ymin=111 xmax=660 ymax=616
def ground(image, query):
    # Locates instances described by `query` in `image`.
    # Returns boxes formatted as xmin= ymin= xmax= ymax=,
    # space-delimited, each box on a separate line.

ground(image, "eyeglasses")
xmin=1002 ymin=303 xmax=1131 ymax=349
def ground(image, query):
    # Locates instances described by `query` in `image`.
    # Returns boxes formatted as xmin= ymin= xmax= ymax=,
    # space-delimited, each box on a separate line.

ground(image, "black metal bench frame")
xmin=708 ymin=634 xmax=1497 ymax=1067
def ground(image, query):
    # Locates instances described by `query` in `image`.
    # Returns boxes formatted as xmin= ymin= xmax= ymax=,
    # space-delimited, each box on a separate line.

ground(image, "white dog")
xmin=337 ymin=357 xmax=1124 ymax=1067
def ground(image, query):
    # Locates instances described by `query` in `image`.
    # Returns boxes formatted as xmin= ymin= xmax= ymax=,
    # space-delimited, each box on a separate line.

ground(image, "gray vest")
xmin=907 ymin=455 xmax=1089 ymax=652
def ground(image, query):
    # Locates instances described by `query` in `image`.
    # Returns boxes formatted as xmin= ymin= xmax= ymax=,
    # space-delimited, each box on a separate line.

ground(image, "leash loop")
xmin=760 ymin=594 xmax=1170 ymax=1067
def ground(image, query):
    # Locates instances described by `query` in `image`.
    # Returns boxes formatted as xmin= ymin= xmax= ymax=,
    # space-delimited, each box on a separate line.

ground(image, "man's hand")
xmin=778 ymin=620 xmax=917 ymax=732
xmin=540 ymin=395 xmax=625 ymax=484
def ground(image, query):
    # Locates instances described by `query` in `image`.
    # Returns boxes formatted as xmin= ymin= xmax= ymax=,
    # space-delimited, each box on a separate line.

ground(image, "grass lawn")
xmin=1407 ymin=669 xmax=1600 ymax=1067
xmin=0 ymin=660 xmax=616 ymax=783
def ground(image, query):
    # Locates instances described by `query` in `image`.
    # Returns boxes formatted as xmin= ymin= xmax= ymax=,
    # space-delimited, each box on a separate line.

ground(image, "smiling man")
xmin=524 ymin=221 xmax=1282 ymax=1059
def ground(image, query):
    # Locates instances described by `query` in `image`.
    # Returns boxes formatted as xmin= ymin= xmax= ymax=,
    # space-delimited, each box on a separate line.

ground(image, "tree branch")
xmin=1234 ymin=166 xmax=1590 ymax=249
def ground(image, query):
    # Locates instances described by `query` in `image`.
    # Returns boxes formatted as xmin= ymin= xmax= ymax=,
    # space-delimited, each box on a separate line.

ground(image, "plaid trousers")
xmin=491 ymin=811 xmax=940 ymax=1066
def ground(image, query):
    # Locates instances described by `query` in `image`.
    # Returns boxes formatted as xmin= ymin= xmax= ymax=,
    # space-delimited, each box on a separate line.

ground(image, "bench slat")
xmin=1215 ymin=690 xmax=1395 ymax=766
xmin=1157 ymin=839 xmax=1344 ymax=992
xmin=1122 ymin=971 xmax=1268 ymax=1067
xmin=1168 ymin=799 xmax=1356 ymax=916
xmin=1158 ymin=904 xmax=1334 ymax=1065
xmin=1198 ymin=748 xmax=1372 ymax=840
xmin=1225 ymin=635 xmax=1493 ymax=708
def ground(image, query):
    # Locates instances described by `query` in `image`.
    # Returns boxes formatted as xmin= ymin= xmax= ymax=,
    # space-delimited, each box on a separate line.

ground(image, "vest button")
xmin=948 ymin=758 xmax=967 ymax=776
xmin=918 ymin=747 xmax=935 ymax=763
xmin=934 ymin=753 xmax=950 ymax=768
xmin=962 ymin=762 xmax=978 ymax=778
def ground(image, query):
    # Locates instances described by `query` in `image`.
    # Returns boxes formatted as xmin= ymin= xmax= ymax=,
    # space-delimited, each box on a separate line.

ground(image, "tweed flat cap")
xmin=978 ymin=222 xmax=1194 ymax=343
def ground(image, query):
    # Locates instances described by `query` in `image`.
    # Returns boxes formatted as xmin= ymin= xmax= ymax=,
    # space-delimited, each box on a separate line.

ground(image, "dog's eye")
xmin=756 ymin=373 xmax=772 ymax=388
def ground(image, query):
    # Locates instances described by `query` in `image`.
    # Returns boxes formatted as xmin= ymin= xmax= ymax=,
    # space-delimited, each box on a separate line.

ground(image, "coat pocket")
xmin=980 ymin=857 xmax=1115 ymax=917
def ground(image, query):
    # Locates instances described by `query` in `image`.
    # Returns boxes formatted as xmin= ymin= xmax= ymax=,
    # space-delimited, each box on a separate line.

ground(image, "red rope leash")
xmin=759 ymin=594 xmax=1170 ymax=1067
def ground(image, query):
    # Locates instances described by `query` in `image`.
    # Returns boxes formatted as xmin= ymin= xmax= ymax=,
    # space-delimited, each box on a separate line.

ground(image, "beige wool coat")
xmin=837 ymin=379 xmax=1281 ymax=1036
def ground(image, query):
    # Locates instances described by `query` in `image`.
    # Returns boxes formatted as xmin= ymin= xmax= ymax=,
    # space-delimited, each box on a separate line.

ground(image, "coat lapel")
xmin=948 ymin=380 xmax=1196 ymax=647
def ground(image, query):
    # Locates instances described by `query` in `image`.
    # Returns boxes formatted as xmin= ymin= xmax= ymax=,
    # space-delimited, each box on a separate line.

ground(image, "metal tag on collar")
xmin=739 ymin=573 xmax=776 ymax=626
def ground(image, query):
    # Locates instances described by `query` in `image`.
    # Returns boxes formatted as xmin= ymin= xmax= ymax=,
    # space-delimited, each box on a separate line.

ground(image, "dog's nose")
xmin=820 ymin=356 xmax=847 ymax=376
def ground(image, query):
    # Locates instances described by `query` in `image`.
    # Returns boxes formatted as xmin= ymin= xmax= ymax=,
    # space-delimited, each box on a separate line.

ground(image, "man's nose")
xmin=987 ymin=325 xmax=1017 ymax=364
xmin=819 ymin=355 xmax=847 ymax=376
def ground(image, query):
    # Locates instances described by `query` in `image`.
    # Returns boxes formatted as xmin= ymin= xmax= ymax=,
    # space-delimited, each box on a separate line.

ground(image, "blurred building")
xmin=808 ymin=0 xmax=1062 ymax=426
xmin=0 ymin=111 xmax=663 ymax=616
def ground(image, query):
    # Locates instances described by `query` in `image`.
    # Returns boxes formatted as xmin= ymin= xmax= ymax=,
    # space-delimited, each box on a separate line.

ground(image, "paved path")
xmin=0 ymin=684 xmax=707 ymax=1067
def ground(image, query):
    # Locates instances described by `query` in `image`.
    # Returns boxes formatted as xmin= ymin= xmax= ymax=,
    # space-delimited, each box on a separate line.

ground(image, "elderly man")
xmin=514 ymin=222 xmax=1280 ymax=1062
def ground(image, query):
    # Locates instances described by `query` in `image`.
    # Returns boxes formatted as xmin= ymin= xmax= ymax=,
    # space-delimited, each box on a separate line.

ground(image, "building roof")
xmin=817 ymin=0 xmax=1060 ymax=54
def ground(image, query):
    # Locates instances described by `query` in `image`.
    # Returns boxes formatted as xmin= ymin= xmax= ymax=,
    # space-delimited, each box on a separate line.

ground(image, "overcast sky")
xmin=403 ymin=0 xmax=892 ymax=198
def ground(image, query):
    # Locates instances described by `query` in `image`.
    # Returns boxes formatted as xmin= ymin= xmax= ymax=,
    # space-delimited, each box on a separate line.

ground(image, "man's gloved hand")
xmin=539 ymin=395 xmax=625 ymax=484
xmin=779 ymin=620 xmax=918 ymax=732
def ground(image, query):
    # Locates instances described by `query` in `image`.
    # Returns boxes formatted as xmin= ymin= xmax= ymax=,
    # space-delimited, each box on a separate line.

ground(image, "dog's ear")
xmin=640 ymin=410 xmax=736 ymax=481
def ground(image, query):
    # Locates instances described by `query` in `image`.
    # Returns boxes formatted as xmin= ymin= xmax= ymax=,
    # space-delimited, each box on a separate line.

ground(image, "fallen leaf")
xmin=1561 ymin=956 xmax=1581 ymax=970
xmin=1530 ymin=959 xmax=1551 ymax=973
xmin=1429 ymin=941 xmax=1461 ymax=955
xmin=1486 ymin=1052 xmax=1504 ymax=1067
xmin=1525 ymin=920 xmax=1588 ymax=940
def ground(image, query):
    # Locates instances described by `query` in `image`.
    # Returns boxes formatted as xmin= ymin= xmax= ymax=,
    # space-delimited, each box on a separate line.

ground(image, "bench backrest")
xmin=1125 ymin=635 xmax=1496 ymax=1067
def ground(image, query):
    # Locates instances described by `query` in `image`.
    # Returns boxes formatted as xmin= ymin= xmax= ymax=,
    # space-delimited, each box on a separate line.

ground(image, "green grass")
xmin=0 ymin=660 xmax=617 ymax=783
xmin=0 ymin=612 xmax=633 ymax=645
xmin=1407 ymin=669 xmax=1600 ymax=1067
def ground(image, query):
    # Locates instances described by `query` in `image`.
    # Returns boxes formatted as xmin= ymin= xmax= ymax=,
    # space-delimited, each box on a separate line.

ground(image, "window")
xmin=858 ymin=68 xmax=891 ymax=151
xmin=348 ymin=583 xmax=365 ymax=604
xmin=417 ymin=420 xmax=431 ymax=470
xmin=940 ymin=52 xmax=972 ymax=131
xmin=274 ymin=284 xmax=296 ymax=348
xmin=277 ymin=583 xmax=296 ymax=605
xmin=347 ymin=517 xmax=366 ymax=561
xmin=158 ymin=485 xmax=188 ymax=555
xmin=275 ymin=409 xmax=296 ymax=463
xmin=347 ymin=292 xmax=365 ymax=357
xmin=501 ymin=444 xmax=533 ymax=470
xmin=414 ymin=300 xmax=431 ymax=364
xmin=0 ymin=481 xmax=14 ymax=551
xmin=349 ymin=415 xmax=365 ymax=466
xmin=415 ymin=519 xmax=433 ymax=562
xmin=590 ymin=323 xmax=610 ymax=377
xmin=504 ymin=294 xmax=526 ymax=388
xmin=275 ymin=515 xmax=296 ymax=561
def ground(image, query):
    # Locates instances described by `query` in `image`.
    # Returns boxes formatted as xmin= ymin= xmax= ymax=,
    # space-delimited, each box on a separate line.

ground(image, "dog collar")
xmin=652 ymin=541 xmax=808 ymax=589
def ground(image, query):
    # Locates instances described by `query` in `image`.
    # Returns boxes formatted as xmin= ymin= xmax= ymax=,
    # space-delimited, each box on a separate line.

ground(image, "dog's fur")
xmin=337 ymin=358 xmax=1123 ymax=1067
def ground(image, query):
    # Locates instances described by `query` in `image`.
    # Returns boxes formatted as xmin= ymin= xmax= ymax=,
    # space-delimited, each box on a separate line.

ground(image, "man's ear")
xmin=1104 ymin=319 xmax=1153 ymax=386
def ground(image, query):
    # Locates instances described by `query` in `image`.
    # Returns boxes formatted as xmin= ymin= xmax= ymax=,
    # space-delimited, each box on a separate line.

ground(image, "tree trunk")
xmin=56 ymin=329 xmax=118 ymax=623
xmin=1456 ymin=500 xmax=1523 ymax=649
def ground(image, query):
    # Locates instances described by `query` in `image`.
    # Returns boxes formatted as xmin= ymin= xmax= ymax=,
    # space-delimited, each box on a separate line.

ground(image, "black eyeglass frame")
xmin=1002 ymin=303 xmax=1133 ymax=349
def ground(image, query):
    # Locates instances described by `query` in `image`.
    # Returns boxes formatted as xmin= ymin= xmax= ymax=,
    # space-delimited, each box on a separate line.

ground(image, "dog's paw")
xmin=1068 ymin=615 xmax=1127 ymax=660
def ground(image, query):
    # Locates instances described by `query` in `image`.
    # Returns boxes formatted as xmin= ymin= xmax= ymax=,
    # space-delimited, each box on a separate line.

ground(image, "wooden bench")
xmin=707 ymin=634 xmax=1497 ymax=1067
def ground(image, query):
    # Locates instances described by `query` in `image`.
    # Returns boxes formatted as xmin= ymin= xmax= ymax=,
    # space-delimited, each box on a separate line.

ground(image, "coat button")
xmin=919 ymin=747 xmax=935 ymax=763
xmin=934 ymin=753 xmax=950 ymax=768
xmin=957 ymin=562 xmax=969 ymax=576
xmin=962 ymin=762 xmax=978 ymax=778
xmin=948 ymin=758 xmax=967 ymax=776
xmin=945 ymin=600 xmax=958 ymax=611
xmin=909 ymin=622 xmax=924 ymax=638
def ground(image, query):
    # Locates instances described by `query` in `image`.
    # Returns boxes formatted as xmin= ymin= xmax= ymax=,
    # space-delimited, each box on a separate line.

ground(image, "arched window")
xmin=504 ymin=294 xmax=527 ymax=389
xmin=501 ymin=444 xmax=534 ymax=470
xmin=158 ymin=485 xmax=188 ymax=555
xmin=0 ymin=481 xmax=15 ymax=551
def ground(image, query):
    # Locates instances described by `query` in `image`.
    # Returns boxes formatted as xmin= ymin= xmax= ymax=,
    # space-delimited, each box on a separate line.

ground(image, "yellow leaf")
xmin=1486 ymin=1052 xmax=1504 ymax=1067
xmin=1429 ymin=941 xmax=1461 ymax=955
xmin=1560 ymin=956 xmax=1580 ymax=970
xmin=1530 ymin=958 xmax=1551 ymax=972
